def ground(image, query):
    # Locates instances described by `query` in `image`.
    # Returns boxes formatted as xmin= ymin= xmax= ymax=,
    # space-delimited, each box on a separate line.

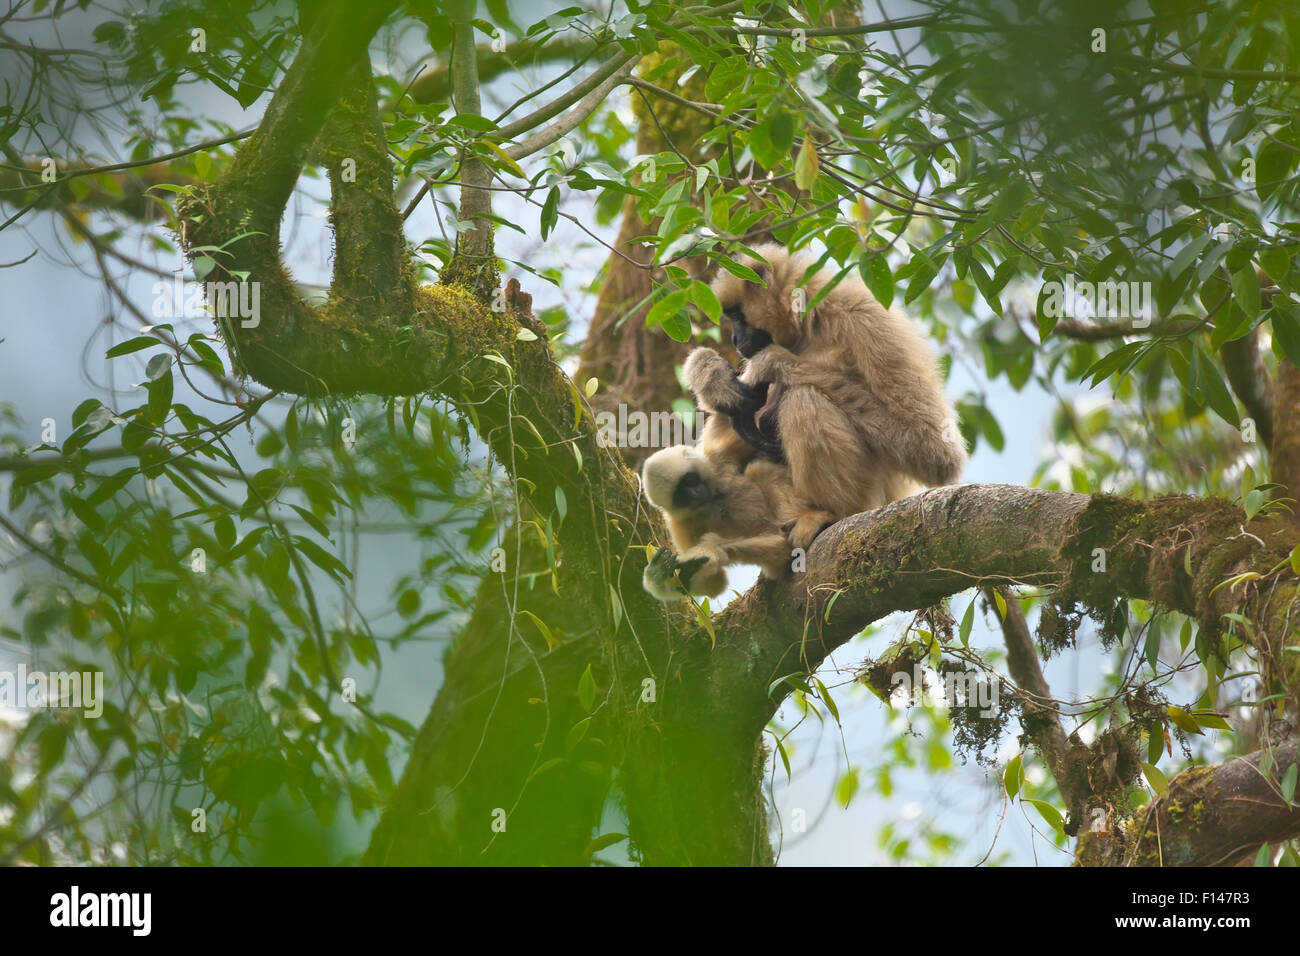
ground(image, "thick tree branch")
xmin=1222 ymin=327 xmax=1274 ymax=448
xmin=1078 ymin=735 xmax=1300 ymax=866
xmin=503 ymin=62 xmax=635 ymax=162
xmin=703 ymin=484 xmax=1299 ymax=717
xmin=1270 ymin=360 xmax=1300 ymax=501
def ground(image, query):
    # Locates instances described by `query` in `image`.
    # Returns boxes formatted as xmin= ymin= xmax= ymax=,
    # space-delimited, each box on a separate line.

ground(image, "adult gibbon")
xmin=640 ymin=444 xmax=831 ymax=600
xmin=685 ymin=243 xmax=966 ymax=548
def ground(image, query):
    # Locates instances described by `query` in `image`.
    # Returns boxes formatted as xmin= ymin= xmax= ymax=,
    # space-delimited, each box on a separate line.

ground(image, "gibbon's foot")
xmin=782 ymin=511 xmax=837 ymax=552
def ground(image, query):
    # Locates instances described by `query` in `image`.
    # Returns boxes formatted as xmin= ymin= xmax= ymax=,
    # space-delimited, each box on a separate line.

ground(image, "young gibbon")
xmin=640 ymin=444 xmax=830 ymax=600
xmin=684 ymin=243 xmax=967 ymax=549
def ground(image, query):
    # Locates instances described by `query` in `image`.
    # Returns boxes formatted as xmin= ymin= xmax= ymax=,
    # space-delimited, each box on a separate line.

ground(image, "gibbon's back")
xmin=714 ymin=243 xmax=968 ymax=497
xmin=738 ymin=243 xmax=951 ymax=411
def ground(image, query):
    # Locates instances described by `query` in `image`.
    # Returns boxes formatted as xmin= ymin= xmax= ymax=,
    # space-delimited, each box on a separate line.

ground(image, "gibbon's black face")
xmin=726 ymin=305 xmax=772 ymax=358
xmin=671 ymin=466 xmax=715 ymax=510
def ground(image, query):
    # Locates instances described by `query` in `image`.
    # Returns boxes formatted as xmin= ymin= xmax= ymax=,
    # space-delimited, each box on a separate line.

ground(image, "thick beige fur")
xmin=695 ymin=243 xmax=967 ymax=544
xmin=640 ymin=446 xmax=817 ymax=600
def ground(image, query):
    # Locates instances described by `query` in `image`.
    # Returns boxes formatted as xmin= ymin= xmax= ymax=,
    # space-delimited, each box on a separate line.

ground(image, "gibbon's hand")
xmin=742 ymin=344 xmax=801 ymax=386
xmin=673 ymin=553 xmax=709 ymax=590
xmin=683 ymin=347 xmax=780 ymax=458
xmin=734 ymin=403 xmax=783 ymax=461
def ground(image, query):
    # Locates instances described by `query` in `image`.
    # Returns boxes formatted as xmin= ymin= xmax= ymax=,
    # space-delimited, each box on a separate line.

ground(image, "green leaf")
xmin=687 ymin=280 xmax=721 ymax=323
xmin=768 ymin=672 xmax=811 ymax=698
xmin=646 ymin=288 xmax=688 ymax=328
xmin=1260 ymin=245 xmax=1290 ymax=282
xmin=1281 ymin=763 xmax=1297 ymax=807
xmin=904 ymin=252 xmax=939 ymax=305
xmin=577 ymin=663 xmax=596 ymax=712
xmin=519 ymin=609 xmax=560 ymax=650
xmin=959 ymin=599 xmax=975 ymax=646
xmin=1194 ymin=346 xmax=1239 ymax=427
xmin=660 ymin=310 xmax=692 ymax=342
xmin=565 ymin=716 xmax=591 ymax=753
xmin=1167 ymin=705 xmax=1205 ymax=736
xmin=1026 ymin=798 xmax=1064 ymax=835
xmin=145 ymin=353 xmax=171 ymax=381
xmin=145 ymin=370 xmax=173 ymax=426
xmin=860 ymin=253 xmax=894 ymax=308
xmin=1270 ymin=300 xmax=1300 ymax=365
xmin=214 ymin=515 xmax=236 ymax=550
xmin=540 ymin=186 xmax=560 ymax=240
xmin=1257 ymin=137 xmax=1294 ymax=201
xmin=1141 ymin=761 xmax=1169 ymax=796
xmin=1190 ymin=711 xmax=1231 ymax=731
xmin=750 ymin=112 xmax=794 ymax=169
xmin=293 ymin=535 xmax=352 ymax=582
xmin=794 ymin=136 xmax=819 ymax=190
xmin=835 ymin=768 xmax=859 ymax=808
xmin=106 ymin=336 xmax=159 ymax=358
xmin=1230 ymin=263 xmax=1261 ymax=319
xmin=812 ymin=677 xmax=839 ymax=722
xmin=1004 ymin=753 xmax=1023 ymax=799
xmin=775 ymin=737 xmax=792 ymax=781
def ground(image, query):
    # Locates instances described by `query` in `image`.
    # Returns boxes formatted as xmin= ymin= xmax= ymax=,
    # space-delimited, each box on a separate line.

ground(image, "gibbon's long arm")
xmin=682 ymin=348 xmax=783 ymax=461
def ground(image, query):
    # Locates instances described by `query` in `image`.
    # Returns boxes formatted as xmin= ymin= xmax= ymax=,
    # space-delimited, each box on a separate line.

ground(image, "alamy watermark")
xmin=595 ymin=404 xmax=703 ymax=449
xmin=1039 ymin=274 xmax=1152 ymax=327
xmin=151 ymin=272 xmax=261 ymax=328
xmin=0 ymin=664 xmax=104 ymax=718
xmin=889 ymin=663 xmax=999 ymax=719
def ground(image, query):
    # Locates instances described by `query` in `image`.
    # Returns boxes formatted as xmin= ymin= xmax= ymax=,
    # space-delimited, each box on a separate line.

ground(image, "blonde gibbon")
xmin=683 ymin=243 xmax=967 ymax=549
xmin=639 ymin=444 xmax=832 ymax=601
